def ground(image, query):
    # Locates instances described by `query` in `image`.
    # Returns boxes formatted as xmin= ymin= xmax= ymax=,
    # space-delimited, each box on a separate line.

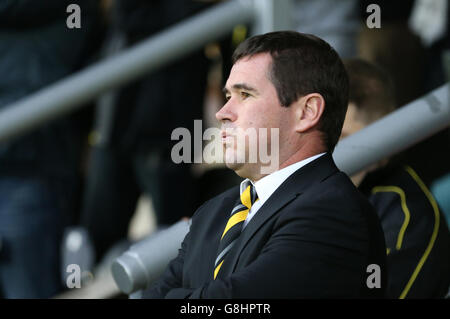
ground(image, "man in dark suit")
xmin=143 ymin=31 xmax=387 ymax=298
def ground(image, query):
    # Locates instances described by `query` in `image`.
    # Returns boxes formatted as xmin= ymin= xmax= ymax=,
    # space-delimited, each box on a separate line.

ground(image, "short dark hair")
xmin=232 ymin=31 xmax=349 ymax=152
xmin=344 ymin=58 xmax=396 ymax=123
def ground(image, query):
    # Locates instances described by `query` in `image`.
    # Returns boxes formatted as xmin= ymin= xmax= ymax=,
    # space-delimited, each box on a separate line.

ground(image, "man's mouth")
xmin=220 ymin=127 xmax=234 ymax=144
xmin=221 ymin=132 xmax=232 ymax=144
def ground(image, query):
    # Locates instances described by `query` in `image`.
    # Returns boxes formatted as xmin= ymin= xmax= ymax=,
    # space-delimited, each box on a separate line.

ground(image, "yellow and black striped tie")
xmin=214 ymin=183 xmax=258 ymax=279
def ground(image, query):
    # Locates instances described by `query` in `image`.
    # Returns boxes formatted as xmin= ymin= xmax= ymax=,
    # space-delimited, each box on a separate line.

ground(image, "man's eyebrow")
xmin=222 ymin=83 xmax=258 ymax=95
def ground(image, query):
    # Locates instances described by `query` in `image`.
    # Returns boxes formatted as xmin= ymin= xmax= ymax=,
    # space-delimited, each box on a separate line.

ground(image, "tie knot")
xmin=241 ymin=183 xmax=258 ymax=209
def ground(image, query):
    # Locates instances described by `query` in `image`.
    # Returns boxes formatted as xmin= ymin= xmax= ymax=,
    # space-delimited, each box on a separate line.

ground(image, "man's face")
xmin=216 ymin=53 xmax=294 ymax=180
xmin=341 ymin=102 xmax=385 ymax=186
xmin=340 ymin=102 xmax=366 ymax=139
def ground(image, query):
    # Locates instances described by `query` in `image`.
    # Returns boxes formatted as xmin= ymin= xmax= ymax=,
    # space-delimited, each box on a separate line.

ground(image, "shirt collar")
xmin=240 ymin=152 xmax=326 ymax=206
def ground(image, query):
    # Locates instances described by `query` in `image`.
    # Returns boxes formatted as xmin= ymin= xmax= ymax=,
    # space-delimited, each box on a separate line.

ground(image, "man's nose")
xmin=215 ymin=101 xmax=236 ymax=122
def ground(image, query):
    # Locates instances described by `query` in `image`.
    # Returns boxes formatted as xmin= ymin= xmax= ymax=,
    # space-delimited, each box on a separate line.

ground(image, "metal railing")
xmin=334 ymin=83 xmax=449 ymax=176
xmin=0 ymin=0 xmax=293 ymax=143
xmin=1 ymin=0 xmax=446 ymax=173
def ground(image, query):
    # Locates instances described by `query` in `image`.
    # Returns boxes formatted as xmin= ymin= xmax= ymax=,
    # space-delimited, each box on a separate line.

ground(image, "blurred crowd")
xmin=0 ymin=0 xmax=448 ymax=298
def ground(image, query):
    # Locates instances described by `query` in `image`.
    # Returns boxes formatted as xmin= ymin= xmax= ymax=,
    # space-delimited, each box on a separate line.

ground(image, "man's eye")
xmin=240 ymin=92 xmax=251 ymax=99
xmin=225 ymin=95 xmax=231 ymax=101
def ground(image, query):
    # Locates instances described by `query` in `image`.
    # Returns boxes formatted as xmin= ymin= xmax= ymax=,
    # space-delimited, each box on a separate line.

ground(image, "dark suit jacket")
xmin=143 ymin=154 xmax=387 ymax=298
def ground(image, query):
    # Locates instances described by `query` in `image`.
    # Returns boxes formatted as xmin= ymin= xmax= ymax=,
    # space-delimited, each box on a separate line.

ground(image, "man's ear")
xmin=293 ymin=93 xmax=325 ymax=133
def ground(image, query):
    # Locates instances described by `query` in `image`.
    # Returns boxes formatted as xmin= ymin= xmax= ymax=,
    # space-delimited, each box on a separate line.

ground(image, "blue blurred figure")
xmin=0 ymin=0 xmax=103 ymax=298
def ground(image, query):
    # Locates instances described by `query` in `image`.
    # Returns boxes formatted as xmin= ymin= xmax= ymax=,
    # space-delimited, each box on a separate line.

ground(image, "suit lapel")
xmin=217 ymin=153 xmax=339 ymax=277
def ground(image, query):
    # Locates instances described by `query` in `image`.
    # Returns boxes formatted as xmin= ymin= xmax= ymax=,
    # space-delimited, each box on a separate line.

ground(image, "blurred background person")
xmin=342 ymin=58 xmax=450 ymax=298
xmin=292 ymin=0 xmax=360 ymax=58
xmin=356 ymin=0 xmax=450 ymax=223
xmin=78 ymin=0 xmax=215 ymax=266
xmin=0 ymin=0 xmax=104 ymax=298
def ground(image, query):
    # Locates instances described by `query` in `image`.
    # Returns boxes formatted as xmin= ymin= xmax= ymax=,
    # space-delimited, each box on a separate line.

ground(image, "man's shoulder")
xmin=275 ymin=152 xmax=374 ymax=214
xmin=308 ymin=169 xmax=371 ymax=208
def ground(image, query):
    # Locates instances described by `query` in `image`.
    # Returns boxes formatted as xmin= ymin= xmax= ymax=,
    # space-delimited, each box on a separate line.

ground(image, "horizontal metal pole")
xmin=0 ymin=0 xmax=254 ymax=142
xmin=112 ymin=220 xmax=191 ymax=295
xmin=251 ymin=0 xmax=293 ymax=35
xmin=333 ymin=83 xmax=449 ymax=176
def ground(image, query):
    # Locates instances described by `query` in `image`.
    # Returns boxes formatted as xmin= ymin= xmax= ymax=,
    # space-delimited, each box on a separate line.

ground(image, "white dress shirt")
xmin=241 ymin=152 xmax=326 ymax=228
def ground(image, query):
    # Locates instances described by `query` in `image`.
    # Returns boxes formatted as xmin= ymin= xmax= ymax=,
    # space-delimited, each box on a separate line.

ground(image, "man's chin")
xmin=225 ymin=162 xmax=248 ymax=179
xmin=224 ymin=157 xmax=257 ymax=179
xmin=224 ymin=159 xmax=243 ymax=171
xmin=223 ymin=148 xmax=250 ymax=174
